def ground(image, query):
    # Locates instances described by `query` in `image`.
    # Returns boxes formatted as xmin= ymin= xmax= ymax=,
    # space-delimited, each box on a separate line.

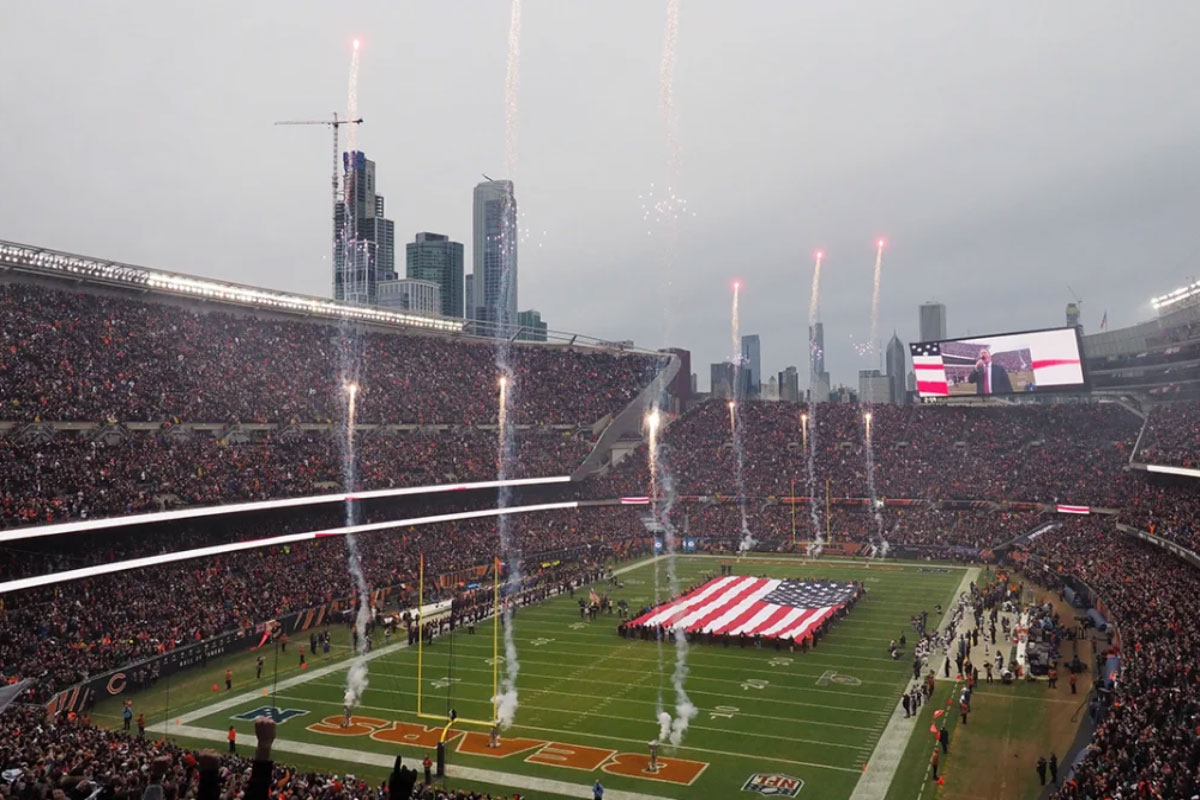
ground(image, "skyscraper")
xmin=472 ymin=179 xmax=518 ymax=331
xmin=919 ymin=302 xmax=947 ymax=342
xmin=516 ymin=309 xmax=548 ymax=342
xmin=334 ymin=151 xmax=396 ymax=306
xmin=808 ymin=323 xmax=830 ymax=402
xmin=858 ymin=369 xmax=891 ymax=404
xmin=740 ymin=334 xmax=761 ymax=398
xmin=406 ymin=232 xmax=465 ymax=318
xmin=710 ymin=362 xmax=735 ymax=399
xmin=885 ymin=333 xmax=907 ymax=404
xmin=778 ymin=366 xmax=801 ymax=403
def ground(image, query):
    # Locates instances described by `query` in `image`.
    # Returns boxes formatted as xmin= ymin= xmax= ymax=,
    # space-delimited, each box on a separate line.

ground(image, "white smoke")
xmin=656 ymin=710 xmax=671 ymax=743
xmin=344 ymin=660 xmax=369 ymax=709
xmin=342 ymin=533 xmax=372 ymax=710
xmin=494 ymin=595 xmax=521 ymax=728
xmin=738 ymin=516 xmax=757 ymax=554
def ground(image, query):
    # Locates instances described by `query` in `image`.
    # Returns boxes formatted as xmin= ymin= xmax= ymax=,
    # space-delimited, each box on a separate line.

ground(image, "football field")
xmin=138 ymin=555 xmax=968 ymax=799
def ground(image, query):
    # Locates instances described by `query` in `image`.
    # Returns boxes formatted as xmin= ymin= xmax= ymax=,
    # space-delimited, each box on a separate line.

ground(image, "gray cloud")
xmin=1 ymin=1 xmax=1197 ymax=390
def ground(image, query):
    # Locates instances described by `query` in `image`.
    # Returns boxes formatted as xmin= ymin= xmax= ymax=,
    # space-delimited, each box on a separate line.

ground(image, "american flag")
xmin=628 ymin=576 xmax=856 ymax=640
xmin=910 ymin=341 xmax=949 ymax=397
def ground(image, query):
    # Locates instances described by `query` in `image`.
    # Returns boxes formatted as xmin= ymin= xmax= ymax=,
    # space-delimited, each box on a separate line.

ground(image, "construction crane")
xmin=275 ymin=113 xmax=363 ymax=282
xmin=1066 ymin=285 xmax=1084 ymax=330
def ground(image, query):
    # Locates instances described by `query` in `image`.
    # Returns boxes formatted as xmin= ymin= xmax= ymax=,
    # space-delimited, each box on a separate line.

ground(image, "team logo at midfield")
xmin=232 ymin=707 xmax=309 ymax=724
xmin=742 ymin=773 xmax=804 ymax=796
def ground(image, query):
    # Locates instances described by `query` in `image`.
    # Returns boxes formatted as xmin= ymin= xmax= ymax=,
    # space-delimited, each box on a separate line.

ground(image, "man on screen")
xmin=968 ymin=348 xmax=1012 ymax=395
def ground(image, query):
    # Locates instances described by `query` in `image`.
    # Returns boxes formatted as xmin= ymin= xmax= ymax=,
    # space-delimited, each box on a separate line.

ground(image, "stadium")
xmin=4 ymin=6 xmax=1200 ymax=800
xmin=4 ymin=237 xmax=1200 ymax=800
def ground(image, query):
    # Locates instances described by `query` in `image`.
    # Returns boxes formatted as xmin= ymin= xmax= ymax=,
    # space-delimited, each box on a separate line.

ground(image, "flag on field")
xmin=588 ymin=588 xmax=601 ymax=606
xmin=628 ymin=576 xmax=858 ymax=640
xmin=909 ymin=342 xmax=949 ymax=396
xmin=1100 ymin=310 xmax=1107 ymax=330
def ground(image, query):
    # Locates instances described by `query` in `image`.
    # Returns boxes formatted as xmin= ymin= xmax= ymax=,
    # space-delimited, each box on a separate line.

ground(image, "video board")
xmin=909 ymin=326 xmax=1086 ymax=398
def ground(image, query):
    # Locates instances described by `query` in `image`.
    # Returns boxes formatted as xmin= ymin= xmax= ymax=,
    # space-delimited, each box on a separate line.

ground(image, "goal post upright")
xmin=416 ymin=553 xmax=424 ymax=717
xmin=492 ymin=555 xmax=500 ymax=723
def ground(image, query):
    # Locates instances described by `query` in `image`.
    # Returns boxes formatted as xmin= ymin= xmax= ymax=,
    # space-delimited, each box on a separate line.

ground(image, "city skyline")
xmin=2 ymin=3 xmax=1197 ymax=388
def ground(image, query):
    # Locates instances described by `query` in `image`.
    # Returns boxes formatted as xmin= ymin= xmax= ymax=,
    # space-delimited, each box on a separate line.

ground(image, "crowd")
xmin=0 ymin=428 xmax=591 ymax=528
xmin=654 ymin=503 xmax=1039 ymax=553
xmin=0 ymin=709 xmax=517 ymax=800
xmin=595 ymin=399 xmax=1142 ymax=507
xmin=0 ymin=282 xmax=660 ymax=425
xmin=1134 ymin=401 xmax=1200 ymax=467
xmin=1012 ymin=520 xmax=1200 ymax=798
xmin=0 ymin=506 xmax=649 ymax=702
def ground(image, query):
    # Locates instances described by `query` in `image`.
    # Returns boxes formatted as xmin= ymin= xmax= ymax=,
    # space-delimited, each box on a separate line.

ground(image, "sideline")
xmin=176 ymin=556 xmax=662 ymax=729
xmin=169 ymin=723 xmax=672 ymax=800
xmin=848 ymin=566 xmax=980 ymax=800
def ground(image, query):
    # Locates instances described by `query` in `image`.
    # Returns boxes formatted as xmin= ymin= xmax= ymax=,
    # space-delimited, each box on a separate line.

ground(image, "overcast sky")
xmin=2 ymin=2 xmax=1198 ymax=389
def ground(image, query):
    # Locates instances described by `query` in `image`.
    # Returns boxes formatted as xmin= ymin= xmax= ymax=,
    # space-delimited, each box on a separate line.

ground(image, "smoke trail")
xmin=647 ymin=411 xmax=698 ymax=746
xmin=505 ymin=0 xmax=521 ymax=177
xmin=340 ymin=374 xmax=372 ymax=709
xmin=869 ymin=240 xmax=884 ymax=364
xmin=338 ymin=40 xmax=371 ymax=714
xmin=659 ymin=0 xmax=680 ymax=182
xmin=805 ymin=252 xmax=825 ymax=557
xmin=730 ymin=284 xmax=754 ymax=553
xmin=865 ymin=242 xmax=888 ymax=557
xmin=645 ymin=0 xmax=697 ymax=749
xmin=489 ymin=0 xmax=524 ymax=731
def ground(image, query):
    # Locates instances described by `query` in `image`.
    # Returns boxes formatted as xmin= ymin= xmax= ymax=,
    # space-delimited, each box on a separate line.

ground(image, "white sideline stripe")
xmin=168 ymin=723 xmax=672 ymax=800
xmin=848 ymin=567 xmax=980 ymax=800
xmin=0 ymin=475 xmax=573 ymax=543
xmin=0 ymin=501 xmax=578 ymax=593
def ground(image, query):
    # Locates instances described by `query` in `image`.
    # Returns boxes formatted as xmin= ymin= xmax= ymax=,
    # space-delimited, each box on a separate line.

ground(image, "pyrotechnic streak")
xmin=505 ymin=0 xmax=521 ymax=178
xmin=869 ymin=239 xmax=885 ymax=363
xmin=806 ymin=251 xmax=825 ymax=557
xmin=492 ymin=0 xmax=524 ymax=730
xmin=659 ymin=0 xmax=680 ymax=181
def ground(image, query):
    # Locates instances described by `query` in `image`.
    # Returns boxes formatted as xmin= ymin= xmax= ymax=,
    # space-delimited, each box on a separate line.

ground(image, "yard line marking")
xmin=168 ymin=723 xmax=673 ymax=800
xmin=244 ymin=699 xmax=863 ymax=774
xmin=276 ymin=692 xmax=870 ymax=752
xmin=848 ymin=566 xmax=980 ymax=800
xmin=297 ymin=673 xmax=891 ymax=719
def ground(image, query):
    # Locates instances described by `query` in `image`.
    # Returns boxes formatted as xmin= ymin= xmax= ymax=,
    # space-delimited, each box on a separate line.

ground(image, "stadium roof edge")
xmin=0 ymin=239 xmax=662 ymax=355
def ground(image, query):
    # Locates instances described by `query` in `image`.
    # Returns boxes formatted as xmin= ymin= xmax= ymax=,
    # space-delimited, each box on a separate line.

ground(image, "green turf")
xmin=98 ymin=555 xmax=967 ymax=799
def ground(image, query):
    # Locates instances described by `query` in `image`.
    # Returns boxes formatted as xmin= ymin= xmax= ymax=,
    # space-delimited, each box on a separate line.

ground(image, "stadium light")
xmin=0 ymin=475 xmax=574 ymax=545
xmin=0 ymin=501 xmax=581 ymax=594
xmin=1150 ymin=279 xmax=1200 ymax=312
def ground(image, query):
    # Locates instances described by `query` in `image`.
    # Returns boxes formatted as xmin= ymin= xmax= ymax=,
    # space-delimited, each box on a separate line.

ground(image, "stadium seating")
xmin=1015 ymin=520 xmax=1200 ymax=799
xmin=1134 ymin=401 xmax=1200 ymax=467
xmin=0 ymin=506 xmax=647 ymax=702
xmin=594 ymin=399 xmax=1142 ymax=506
xmin=0 ymin=429 xmax=591 ymax=528
xmin=0 ymin=705 xmax=513 ymax=799
xmin=0 ymin=282 xmax=661 ymax=425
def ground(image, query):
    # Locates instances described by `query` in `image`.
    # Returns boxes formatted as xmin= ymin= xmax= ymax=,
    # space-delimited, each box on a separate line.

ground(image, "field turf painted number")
xmin=709 ymin=705 xmax=739 ymax=720
xmin=531 ymin=637 xmax=555 ymax=647
xmin=485 ymin=656 xmax=505 ymax=666
xmin=768 ymin=657 xmax=793 ymax=667
xmin=816 ymin=669 xmax=862 ymax=687
xmin=569 ymin=622 xmax=588 ymax=630
xmin=430 ymin=677 xmax=462 ymax=689
xmin=741 ymin=678 xmax=769 ymax=691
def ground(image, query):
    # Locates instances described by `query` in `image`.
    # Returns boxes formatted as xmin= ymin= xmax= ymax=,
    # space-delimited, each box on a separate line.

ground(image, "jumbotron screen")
xmin=909 ymin=326 xmax=1086 ymax=398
